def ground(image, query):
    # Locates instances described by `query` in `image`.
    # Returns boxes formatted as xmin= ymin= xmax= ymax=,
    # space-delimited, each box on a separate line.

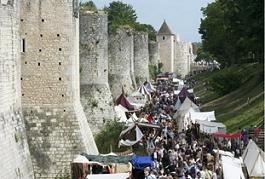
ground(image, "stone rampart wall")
xmin=0 ymin=1 xmax=34 ymax=178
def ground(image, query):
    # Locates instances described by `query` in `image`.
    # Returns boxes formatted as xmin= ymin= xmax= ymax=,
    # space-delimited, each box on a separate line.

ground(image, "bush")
xmin=209 ymin=69 xmax=242 ymax=95
xmin=95 ymin=120 xmax=127 ymax=153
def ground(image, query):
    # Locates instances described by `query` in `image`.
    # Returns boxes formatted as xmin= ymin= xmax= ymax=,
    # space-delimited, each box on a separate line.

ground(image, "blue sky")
xmin=82 ymin=0 xmax=214 ymax=42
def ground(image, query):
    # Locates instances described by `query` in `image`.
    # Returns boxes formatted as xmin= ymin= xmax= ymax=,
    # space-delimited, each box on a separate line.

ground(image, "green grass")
xmin=193 ymin=63 xmax=264 ymax=133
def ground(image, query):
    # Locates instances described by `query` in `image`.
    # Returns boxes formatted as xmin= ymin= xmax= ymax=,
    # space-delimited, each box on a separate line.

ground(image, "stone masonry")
xmin=80 ymin=11 xmax=114 ymax=134
xmin=108 ymin=27 xmax=135 ymax=99
xmin=148 ymin=40 xmax=160 ymax=67
xmin=133 ymin=31 xmax=150 ymax=86
xmin=20 ymin=0 xmax=98 ymax=178
xmin=0 ymin=1 xmax=34 ymax=178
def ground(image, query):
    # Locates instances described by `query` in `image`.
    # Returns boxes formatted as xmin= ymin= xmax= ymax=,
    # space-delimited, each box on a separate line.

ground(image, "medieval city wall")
xmin=133 ymin=31 xmax=150 ymax=86
xmin=80 ymin=11 xmax=114 ymax=134
xmin=175 ymin=41 xmax=191 ymax=78
xmin=108 ymin=27 xmax=135 ymax=99
xmin=148 ymin=41 xmax=160 ymax=67
xmin=20 ymin=0 xmax=98 ymax=178
xmin=0 ymin=1 xmax=34 ymax=179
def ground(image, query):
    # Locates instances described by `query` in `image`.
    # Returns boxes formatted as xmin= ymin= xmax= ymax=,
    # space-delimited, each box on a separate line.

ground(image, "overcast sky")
xmin=83 ymin=0 xmax=214 ymax=42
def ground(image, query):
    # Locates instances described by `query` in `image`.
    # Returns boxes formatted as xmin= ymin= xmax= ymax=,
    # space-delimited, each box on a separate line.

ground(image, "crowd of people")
xmin=128 ymin=77 xmax=262 ymax=179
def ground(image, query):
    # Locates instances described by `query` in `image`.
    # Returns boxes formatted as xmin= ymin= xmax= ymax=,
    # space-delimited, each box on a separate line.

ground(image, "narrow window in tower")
xmin=21 ymin=38 xmax=25 ymax=52
xmin=59 ymin=77 xmax=62 ymax=81
xmin=57 ymin=34 xmax=60 ymax=37
xmin=38 ymin=62 xmax=40 ymax=66
xmin=163 ymin=36 xmax=165 ymax=40
xmin=41 ymin=19 xmax=45 ymax=22
xmin=59 ymin=62 xmax=62 ymax=65
xmin=59 ymin=48 xmax=62 ymax=51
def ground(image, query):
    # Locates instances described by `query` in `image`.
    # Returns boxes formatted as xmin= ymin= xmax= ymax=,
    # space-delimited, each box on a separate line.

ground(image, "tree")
xmin=95 ymin=120 xmax=127 ymax=153
xmin=104 ymin=1 xmax=157 ymax=39
xmin=199 ymin=0 xmax=264 ymax=67
xmin=80 ymin=1 xmax=97 ymax=12
xmin=104 ymin=1 xmax=137 ymax=33
xmin=133 ymin=23 xmax=157 ymax=41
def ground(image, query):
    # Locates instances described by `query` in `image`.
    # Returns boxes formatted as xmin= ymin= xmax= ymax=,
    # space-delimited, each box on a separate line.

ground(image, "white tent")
xmin=118 ymin=126 xmax=144 ymax=147
xmin=196 ymin=120 xmax=226 ymax=134
xmin=73 ymin=155 xmax=90 ymax=163
xmin=190 ymin=111 xmax=216 ymax=123
xmin=173 ymin=97 xmax=200 ymax=132
xmin=221 ymin=155 xmax=245 ymax=179
xmin=137 ymin=85 xmax=151 ymax=100
xmin=173 ymin=97 xmax=182 ymax=111
xmin=242 ymin=140 xmax=265 ymax=177
xmin=144 ymin=81 xmax=156 ymax=93
xmin=114 ymin=105 xmax=128 ymax=123
xmin=178 ymin=97 xmax=199 ymax=112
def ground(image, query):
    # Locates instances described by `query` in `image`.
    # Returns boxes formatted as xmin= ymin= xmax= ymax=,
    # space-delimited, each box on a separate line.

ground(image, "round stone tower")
xmin=133 ymin=31 xmax=150 ymax=86
xmin=80 ymin=11 xmax=114 ymax=134
xmin=148 ymin=40 xmax=160 ymax=67
xmin=20 ymin=0 xmax=98 ymax=178
xmin=156 ymin=20 xmax=176 ymax=73
xmin=0 ymin=1 xmax=34 ymax=178
xmin=108 ymin=26 xmax=135 ymax=99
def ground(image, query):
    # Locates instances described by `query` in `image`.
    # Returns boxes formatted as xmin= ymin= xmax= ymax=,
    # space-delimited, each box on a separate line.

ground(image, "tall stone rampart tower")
xmin=175 ymin=41 xmax=193 ymax=78
xmin=148 ymin=41 xmax=160 ymax=67
xmin=109 ymin=27 xmax=135 ymax=99
xmin=156 ymin=20 xmax=175 ymax=73
xmin=20 ymin=0 xmax=98 ymax=178
xmin=133 ymin=31 xmax=150 ymax=86
xmin=80 ymin=11 xmax=114 ymax=134
xmin=0 ymin=1 xmax=34 ymax=178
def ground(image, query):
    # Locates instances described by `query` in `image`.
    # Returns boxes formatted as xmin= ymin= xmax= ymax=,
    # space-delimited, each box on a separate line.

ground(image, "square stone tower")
xmin=20 ymin=0 xmax=98 ymax=178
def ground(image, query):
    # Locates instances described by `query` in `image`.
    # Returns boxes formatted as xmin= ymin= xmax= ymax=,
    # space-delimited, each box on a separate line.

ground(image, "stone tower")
xmin=80 ymin=11 xmax=114 ymax=134
xmin=0 ymin=1 xmax=34 ymax=178
xmin=20 ymin=0 xmax=98 ymax=178
xmin=156 ymin=20 xmax=176 ymax=73
xmin=175 ymin=41 xmax=193 ymax=78
xmin=148 ymin=40 xmax=160 ymax=67
xmin=109 ymin=27 xmax=135 ymax=99
xmin=133 ymin=31 xmax=150 ymax=86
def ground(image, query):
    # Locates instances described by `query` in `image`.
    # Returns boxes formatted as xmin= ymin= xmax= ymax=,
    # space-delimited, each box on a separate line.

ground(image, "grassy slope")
xmin=193 ymin=63 xmax=264 ymax=133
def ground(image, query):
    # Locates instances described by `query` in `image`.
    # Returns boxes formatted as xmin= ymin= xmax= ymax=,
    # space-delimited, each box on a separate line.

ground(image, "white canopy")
xmin=174 ymin=97 xmax=200 ymax=132
xmin=178 ymin=97 xmax=199 ymax=112
xmin=73 ymin=155 xmax=90 ymax=163
xmin=196 ymin=120 xmax=226 ymax=134
xmin=242 ymin=140 xmax=265 ymax=177
xmin=172 ymin=78 xmax=184 ymax=86
xmin=221 ymin=155 xmax=245 ymax=179
xmin=114 ymin=105 xmax=128 ymax=123
xmin=190 ymin=111 xmax=216 ymax=123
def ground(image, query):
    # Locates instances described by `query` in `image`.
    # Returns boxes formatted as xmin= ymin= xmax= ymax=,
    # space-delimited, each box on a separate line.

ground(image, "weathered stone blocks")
xmin=80 ymin=11 xmax=114 ymax=134
xmin=20 ymin=0 xmax=98 ymax=178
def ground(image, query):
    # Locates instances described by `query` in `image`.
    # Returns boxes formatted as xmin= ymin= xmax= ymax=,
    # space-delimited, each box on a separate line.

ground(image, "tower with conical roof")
xmin=156 ymin=20 xmax=176 ymax=73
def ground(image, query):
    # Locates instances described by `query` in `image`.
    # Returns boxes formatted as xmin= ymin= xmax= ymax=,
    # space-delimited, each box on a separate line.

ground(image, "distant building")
xmin=157 ymin=20 xmax=195 ymax=78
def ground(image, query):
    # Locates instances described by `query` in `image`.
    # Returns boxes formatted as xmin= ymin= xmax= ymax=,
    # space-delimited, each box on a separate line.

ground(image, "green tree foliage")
xmin=104 ymin=1 xmax=137 ymax=33
xmin=149 ymin=65 xmax=158 ymax=80
xmin=199 ymin=0 xmax=264 ymax=67
xmin=104 ymin=1 xmax=157 ymax=40
xmin=209 ymin=68 xmax=243 ymax=95
xmin=95 ymin=120 xmax=127 ymax=153
xmin=134 ymin=23 xmax=157 ymax=41
xmin=80 ymin=1 xmax=97 ymax=12
xmin=195 ymin=47 xmax=216 ymax=63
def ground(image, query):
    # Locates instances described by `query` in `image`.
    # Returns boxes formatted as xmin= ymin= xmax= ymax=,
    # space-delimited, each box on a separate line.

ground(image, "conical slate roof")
xmin=157 ymin=20 xmax=173 ymax=35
